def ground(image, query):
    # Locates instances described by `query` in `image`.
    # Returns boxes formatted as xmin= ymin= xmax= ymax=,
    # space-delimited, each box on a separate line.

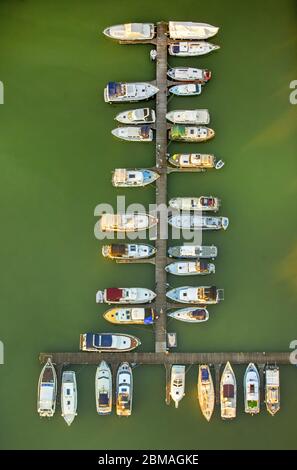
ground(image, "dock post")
xmin=164 ymin=363 xmax=171 ymax=405
xmin=214 ymin=364 xmax=221 ymax=405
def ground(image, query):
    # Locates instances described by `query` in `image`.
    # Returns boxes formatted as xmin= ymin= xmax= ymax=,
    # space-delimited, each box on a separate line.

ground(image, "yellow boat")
xmin=103 ymin=307 xmax=156 ymax=325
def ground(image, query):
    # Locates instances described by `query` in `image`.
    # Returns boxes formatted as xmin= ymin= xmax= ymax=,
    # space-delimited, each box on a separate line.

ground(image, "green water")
xmin=0 ymin=0 xmax=297 ymax=450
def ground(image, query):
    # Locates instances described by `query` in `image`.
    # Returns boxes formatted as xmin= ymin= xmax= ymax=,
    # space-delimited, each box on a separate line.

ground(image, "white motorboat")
xmin=169 ymin=125 xmax=215 ymax=142
xmin=169 ymin=83 xmax=202 ymax=96
xmin=103 ymin=23 xmax=155 ymax=41
xmin=168 ymin=153 xmax=224 ymax=170
xmin=116 ymin=362 xmax=133 ymax=416
xmin=61 ymin=371 xmax=78 ymax=426
xmin=37 ymin=358 xmax=57 ymax=418
xmin=168 ymin=22 xmax=219 ymax=40
xmin=112 ymin=126 xmax=153 ymax=142
xmin=168 ymin=307 xmax=209 ymax=323
xmin=198 ymin=365 xmax=215 ymax=421
xmin=244 ymin=363 xmax=260 ymax=415
xmin=166 ymin=286 xmax=224 ymax=304
xmin=168 ymin=214 xmax=229 ymax=230
xmin=112 ymin=168 xmax=159 ymax=187
xmin=96 ymin=287 xmax=156 ymax=304
xmin=167 ymin=67 xmax=211 ymax=83
xmin=265 ymin=365 xmax=280 ymax=416
xmin=99 ymin=213 xmax=158 ymax=232
xmin=165 ymin=260 xmax=215 ymax=276
xmin=115 ymin=108 xmax=156 ymax=124
xmin=102 ymin=243 xmax=156 ymax=260
xmin=170 ymin=365 xmax=186 ymax=408
xmin=169 ymin=196 xmax=220 ymax=212
xmin=169 ymin=41 xmax=220 ymax=56
xmin=80 ymin=333 xmax=141 ymax=352
xmin=166 ymin=109 xmax=210 ymax=125
xmin=220 ymin=362 xmax=237 ymax=419
xmin=95 ymin=361 xmax=112 ymax=415
xmin=168 ymin=244 xmax=218 ymax=259
xmin=104 ymin=82 xmax=159 ymax=103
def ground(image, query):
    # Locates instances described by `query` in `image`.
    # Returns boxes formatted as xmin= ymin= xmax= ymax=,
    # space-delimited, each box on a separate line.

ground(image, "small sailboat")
xmin=244 ymin=363 xmax=260 ymax=415
xmin=169 ymin=84 xmax=202 ymax=96
xmin=61 ymin=371 xmax=78 ymax=426
xmin=166 ymin=109 xmax=210 ymax=125
xmin=96 ymin=287 xmax=156 ymax=304
xmin=112 ymin=126 xmax=153 ymax=142
xmin=116 ymin=362 xmax=133 ymax=416
xmin=168 ymin=244 xmax=218 ymax=259
xmin=103 ymin=307 xmax=156 ymax=325
xmin=169 ymin=125 xmax=215 ymax=142
xmin=198 ymin=365 xmax=215 ymax=421
xmin=168 ymin=153 xmax=224 ymax=170
xmin=115 ymin=108 xmax=155 ymax=124
xmin=99 ymin=213 xmax=158 ymax=232
xmin=166 ymin=286 xmax=224 ymax=304
xmin=167 ymin=67 xmax=211 ymax=83
xmin=169 ymin=196 xmax=220 ymax=212
xmin=37 ymin=358 xmax=57 ymax=417
xmin=102 ymin=243 xmax=156 ymax=260
xmin=169 ymin=41 xmax=220 ymax=57
xmin=104 ymin=82 xmax=159 ymax=103
xmin=95 ymin=361 xmax=112 ymax=415
xmin=168 ymin=307 xmax=209 ymax=323
xmin=168 ymin=22 xmax=219 ymax=40
xmin=170 ymin=365 xmax=186 ymax=408
xmin=265 ymin=365 xmax=280 ymax=416
xmin=165 ymin=260 xmax=215 ymax=276
xmin=80 ymin=333 xmax=141 ymax=352
xmin=168 ymin=214 xmax=229 ymax=231
xmin=220 ymin=362 xmax=237 ymax=419
xmin=112 ymin=168 xmax=159 ymax=187
xmin=103 ymin=23 xmax=155 ymax=41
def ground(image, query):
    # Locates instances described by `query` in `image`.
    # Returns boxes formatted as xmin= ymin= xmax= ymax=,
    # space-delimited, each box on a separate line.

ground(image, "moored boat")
xmin=198 ymin=365 xmax=215 ymax=421
xmin=168 ymin=214 xmax=229 ymax=230
xmin=61 ymin=371 xmax=78 ymax=426
xmin=169 ymin=125 xmax=215 ymax=142
xmin=169 ymin=84 xmax=202 ymax=96
xmin=169 ymin=41 xmax=220 ymax=57
xmin=95 ymin=361 xmax=112 ymax=415
xmin=112 ymin=126 xmax=153 ymax=142
xmin=116 ymin=362 xmax=133 ymax=416
xmin=168 ymin=22 xmax=219 ymax=40
xmin=104 ymin=82 xmax=158 ymax=103
xmin=169 ymin=196 xmax=220 ymax=212
xmin=166 ymin=286 xmax=224 ymax=304
xmin=96 ymin=287 xmax=156 ymax=304
xmin=115 ymin=108 xmax=155 ymax=124
xmin=167 ymin=67 xmax=211 ymax=83
xmin=168 ymin=244 xmax=218 ymax=259
xmin=168 ymin=153 xmax=225 ymax=170
xmin=103 ymin=307 xmax=156 ymax=325
xmin=244 ymin=363 xmax=260 ymax=415
xmin=170 ymin=365 xmax=186 ymax=408
xmin=80 ymin=333 xmax=141 ymax=352
xmin=99 ymin=213 xmax=158 ymax=232
xmin=265 ymin=365 xmax=280 ymax=416
xmin=102 ymin=243 xmax=156 ymax=260
xmin=166 ymin=109 xmax=210 ymax=125
xmin=220 ymin=362 xmax=237 ymax=419
xmin=168 ymin=307 xmax=209 ymax=323
xmin=37 ymin=358 xmax=57 ymax=418
xmin=112 ymin=168 xmax=159 ymax=187
xmin=103 ymin=23 xmax=155 ymax=41
xmin=165 ymin=260 xmax=215 ymax=276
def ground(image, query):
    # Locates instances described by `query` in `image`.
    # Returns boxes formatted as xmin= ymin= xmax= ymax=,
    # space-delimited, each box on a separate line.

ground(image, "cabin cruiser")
xmin=61 ymin=371 xmax=78 ymax=426
xmin=166 ymin=109 xmax=210 ymax=125
xmin=37 ymin=358 xmax=57 ymax=417
xmin=102 ymin=243 xmax=156 ymax=260
xmin=95 ymin=361 xmax=112 ymax=415
xmin=168 ymin=244 xmax=218 ymax=259
xmin=99 ymin=213 xmax=158 ymax=232
xmin=166 ymin=286 xmax=224 ymax=304
xmin=169 ymin=196 xmax=220 ymax=212
xmin=165 ymin=260 xmax=215 ymax=276
xmin=112 ymin=168 xmax=159 ymax=187
xmin=116 ymin=362 xmax=133 ymax=416
xmin=265 ymin=365 xmax=280 ymax=415
xmin=169 ymin=125 xmax=215 ymax=142
xmin=168 ymin=307 xmax=209 ymax=323
xmin=167 ymin=67 xmax=211 ymax=83
xmin=169 ymin=84 xmax=202 ymax=96
xmin=244 ymin=363 xmax=260 ymax=415
xmin=168 ymin=153 xmax=225 ymax=170
xmin=96 ymin=287 xmax=156 ymax=304
xmin=168 ymin=214 xmax=229 ymax=230
xmin=168 ymin=22 xmax=219 ymax=40
xmin=169 ymin=41 xmax=220 ymax=56
xmin=115 ymin=108 xmax=155 ymax=124
xmin=112 ymin=126 xmax=153 ymax=142
xmin=80 ymin=333 xmax=141 ymax=352
xmin=103 ymin=23 xmax=155 ymax=41
xmin=170 ymin=365 xmax=186 ymax=408
xmin=104 ymin=82 xmax=159 ymax=103
xmin=220 ymin=362 xmax=237 ymax=419
xmin=104 ymin=307 xmax=156 ymax=325
xmin=198 ymin=365 xmax=215 ymax=421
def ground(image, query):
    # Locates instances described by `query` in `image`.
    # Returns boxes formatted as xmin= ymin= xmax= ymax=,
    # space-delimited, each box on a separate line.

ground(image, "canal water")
xmin=0 ymin=0 xmax=297 ymax=450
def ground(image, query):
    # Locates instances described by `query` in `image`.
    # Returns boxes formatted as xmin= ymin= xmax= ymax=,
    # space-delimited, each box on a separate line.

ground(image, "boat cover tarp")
xmin=110 ymin=244 xmax=126 ymax=255
xmin=99 ymin=393 xmax=109 ymax=405
xmin=97 ymin=334 xmax=112 ymax=348
xmin=201 ymin=368 xmax=209 ymax=381
xmin=144 ymin=308 xmax=154 ymax=324
xmin=108 ymin=82 xmax=121 ymax=97
xmin=106 ymin=287 xmax=123 ymax=301
xmin=223 ymin=384 xmax=234 ymax=398
xmin=140 ymin=125 xmax=151 ymax=138
xmin=192 ymin=309 xmax=206 ymax=319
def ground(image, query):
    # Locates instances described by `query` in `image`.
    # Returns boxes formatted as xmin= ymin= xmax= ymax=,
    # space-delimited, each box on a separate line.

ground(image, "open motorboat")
xmin=61 ymin=371 xmax=78 ymax=426
xmin=104 ymin=82 xmax=159 ymax=103
xmin=96 ymin=287 xmax=156 ymax=304
xmin=169 ymin=41 xmax=220 ymax=56
xmin=169 ymin=84 xmax=202 ymax=96
xmin=115 ymin=108 xmax=156 ymax=124
xmin=102 ymin=243 xmax=156 ymax=260
xmin=166 ymin=286 xmax=224 ymax=304
xmin=112 ymin=168 xmax=159 ymax=187
xmin=37 ymin=358 xmax=57 ymax=418
xmin=220 ymin=362 xmax=237 ymax=419
xmin=168 ymin=244 xmax=218 ymax=259
xmin=169 ymin=196 xmax=220 ymax=212
xmin=265 ymin=365 xmax=280 ymax=416
xmin=166 ymin=109 xmax=210 ymax=125
xmin=168 ymin=307 xmax=209 ymax=323
xmin=169 ymin=125 xmax=215 ymax=142
xmin=104 ymin=307 xmax=156 ymax=325
xmin=168 ymin=22 xmax=219 ymax=40
xmin=244 ymin=363 xmax=260 ymax=415
xmin=170 ymin=365 xmax=186 ymax=408
xmin=95 ymin=361 xmax=112 ymax=415
xmin=116 ymin=362 xmax=133 ymax=416
xmin=168 ymin=153 xmax=225 ymax=170
xmin=165 ymin=260 xmax=215 ymax=276
xmin=80 ymin=333 xmax=141 ymax=352
xmin=168 ymin=214 xmax=229 ymax=230
xmin=167 ymin=67 xmax=211 ymax=83
xmin=112 ymin=126 xmax=153 ymax=142
xmin=198 ymin=365 xmax=215 ymax=421
xmin=99 ymin=213 xmax=158 ymax=232
xmin=103 ymin=23 xmax=155 ymax=41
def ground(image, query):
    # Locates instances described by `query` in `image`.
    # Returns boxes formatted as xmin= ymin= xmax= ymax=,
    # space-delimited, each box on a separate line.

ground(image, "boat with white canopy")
xmin=103 ymin=23 xmax=155 ymax=41
xmin=112 ymin=168 xmax=159 ymax=187
xmin=166 ymin=109 xmax=210 ymax=125
xmin=168 ymin=22 xmax=219 ymax=40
